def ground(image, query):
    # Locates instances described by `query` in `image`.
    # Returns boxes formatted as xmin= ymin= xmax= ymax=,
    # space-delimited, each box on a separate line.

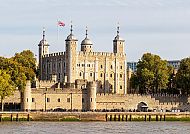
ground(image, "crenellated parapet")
xmin=77 ymin=51 xmax=125 ymax=58
xmin=36 ymin=80 xmax=58 ymax=88
xmin=43 ymin=52 xmax=64 ymax=58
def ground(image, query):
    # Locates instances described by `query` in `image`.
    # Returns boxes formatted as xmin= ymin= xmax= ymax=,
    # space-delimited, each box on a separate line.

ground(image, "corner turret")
xmin=38 ymin=28 xmax=49 ymax=80
xmin=81 ymin=27 xmax=93 ymax=52
xmin=65 ymin=23 xmax=78 ymax=86
xmin=22 ymin=80 xmax=31 ymax=111
xmin=113 ymin=24 xmax=125 ymax=54
xmin=87 ymin=81 xmax=97 ymax=111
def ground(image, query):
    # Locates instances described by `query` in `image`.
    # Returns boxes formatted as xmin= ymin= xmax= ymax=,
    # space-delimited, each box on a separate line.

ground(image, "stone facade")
xmin=39 ymin=25 xmax=127 ymax=94
xmin=2 ymin=80 xmax=190 ymax=112
xmin=2 ymin=25 xmax=190 ymax=112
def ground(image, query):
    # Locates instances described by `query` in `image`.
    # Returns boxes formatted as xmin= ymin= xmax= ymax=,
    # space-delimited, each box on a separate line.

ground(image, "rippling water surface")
xmin=0 ymin=122 xmax=190 ymax=134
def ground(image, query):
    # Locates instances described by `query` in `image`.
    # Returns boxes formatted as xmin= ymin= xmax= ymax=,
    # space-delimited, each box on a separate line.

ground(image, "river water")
xmin=0 ymin=122 xmax=190 ymax=134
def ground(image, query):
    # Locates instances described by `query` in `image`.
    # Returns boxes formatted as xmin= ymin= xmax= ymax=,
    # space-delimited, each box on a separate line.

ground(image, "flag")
xmin=58 ymin=21 xmax=65 ymax=27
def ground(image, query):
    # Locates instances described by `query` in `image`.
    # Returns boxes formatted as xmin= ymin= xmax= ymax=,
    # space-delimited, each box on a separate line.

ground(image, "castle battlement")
xmin=31 ymin=88 xmax=82 ymax=94
xmin=43 ymin=52 xmax=64 ymax=58
xmin=77 ymin=51 xmax=125 ymax=57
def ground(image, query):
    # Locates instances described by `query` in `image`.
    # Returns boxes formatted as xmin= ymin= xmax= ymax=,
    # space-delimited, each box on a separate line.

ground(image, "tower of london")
xmin=39 ymin=24 xmax=127 ymax=95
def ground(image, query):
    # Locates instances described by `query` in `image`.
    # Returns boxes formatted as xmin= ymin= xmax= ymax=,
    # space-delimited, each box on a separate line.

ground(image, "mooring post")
xmin=11 ymin=114 xmax=13 ymax=121
xmin=156 ymin=115 xmax=158 ymax=121
xmin=122 ymin=115 xmax=124 ymax=121
xmin=16 ymin=114 xmax=19 ymax=122
xmin=0 ymin=115 xmax=2 ymax=122
xmin=118 ymin=115 xmax=120 ymax=121
xmin=27 ymin=114 xmax=30 ymax=121
xmin=110 ymin=115 xmax=112 ymax=121
xmin=160 ymin=115 xmax=162 ymax=121
xmin=114 ymin=115 xmax=116 ymax=121
xmin=164 ymin=115 xmax=166 ymax=121
xmin=126 ymin=115 xmax=128 ymax=121
xmin=149 ymin=115 xmax=151 ymax=121
xmin=129 ymin=115 xmax=132 ymax=121
xmin=144 ymin=115 xmax=147 ymax=121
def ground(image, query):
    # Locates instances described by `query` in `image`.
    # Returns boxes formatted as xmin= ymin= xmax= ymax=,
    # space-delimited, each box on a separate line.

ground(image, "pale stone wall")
xmin=76 ymin=52 xmax=126 ymax=94
xmin=3 ymin=90 xmax=21 ymax=103
xmin=3 ymin=82 xmax=190 ymax=112
xmin=29 ymin=88 xmax=87 ymax=111
xmin=96 ymin=94 xmax=190 ymax=111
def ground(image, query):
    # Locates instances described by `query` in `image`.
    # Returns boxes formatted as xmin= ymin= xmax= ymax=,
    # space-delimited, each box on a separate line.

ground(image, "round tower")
xmin=87 ymin=81 xmax=97 ymax=111
xmin=113 ymin=24 xmax=125 ymax=54
xmin=65 ymin=24 xmax=78 ymax=86
xmin=81 ymin=27 xmax=93 ymax=52
xmin=22 ymin=80 xmax=31 ymax=111
xmin=38 ymin=28 xmax=49 ymax=80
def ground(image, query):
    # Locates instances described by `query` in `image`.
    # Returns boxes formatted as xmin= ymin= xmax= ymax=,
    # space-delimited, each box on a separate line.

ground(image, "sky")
xmin=0 ymin=0 xmax=190 ymax=61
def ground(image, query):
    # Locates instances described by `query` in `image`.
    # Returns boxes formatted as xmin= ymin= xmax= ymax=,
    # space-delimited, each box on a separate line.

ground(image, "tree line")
xmin=130 ymin=53 xmax=190 ymax=95
xmin=0 ymin=50 xmax=36 ymax=111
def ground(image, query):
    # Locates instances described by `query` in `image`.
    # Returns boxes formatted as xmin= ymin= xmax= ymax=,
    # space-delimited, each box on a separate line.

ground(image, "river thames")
xmin=0 ymin=122 xmax=190 ymax=134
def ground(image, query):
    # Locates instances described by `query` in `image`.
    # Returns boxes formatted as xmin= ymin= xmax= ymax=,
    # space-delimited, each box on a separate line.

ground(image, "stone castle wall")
xmin=3 ymin=87 xmax=190 ymax=112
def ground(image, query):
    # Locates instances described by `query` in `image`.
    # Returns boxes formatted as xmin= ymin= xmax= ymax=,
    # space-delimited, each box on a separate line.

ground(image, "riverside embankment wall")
xmin=1 ymin=112 xmax=190 ymax=122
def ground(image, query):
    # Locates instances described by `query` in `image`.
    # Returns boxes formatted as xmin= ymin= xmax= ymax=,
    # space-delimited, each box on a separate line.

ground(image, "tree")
xmin=0 ymin=70 xmax=15 ymax=111
xmin=0 ymin=50 xmax=36 ymax=91
xmin=134 ymin=53 xmax=170 ymax=94
xmin=12 ymin=50 xmax=36 ymax=81
xmin=176 ymin=58 xmax=190 ymax=94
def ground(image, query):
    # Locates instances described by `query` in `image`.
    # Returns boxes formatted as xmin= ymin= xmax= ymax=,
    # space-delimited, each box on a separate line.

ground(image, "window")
xmin=90 ymin=73 xmax=93 ymax=77
xmin=110 ymin=85 xmax=113 ymax=89
xmin=100 ymin=65 xmax=103 ymax=69
xmin=67 ymin=98 xmax=70 ymax=102
xmin=82 ymin=98 xmax=84 ymax=103
xmin=120 ymin=74 xmax=122 ymax=78
xmin=110 ymin=74 xmax=112 ymax=78
xmin=120 ymin=66 xmax=122 ymax=69
xmin=100 ymin=85 xmax=103 ymax=89
xmin=100 ymin=73 xmax=103 ymax=77
xmin=91 ymin=98 xmax=92 ymax=102
xmin=47 ymin=98 xmax=50 ymax=102
xmin=58 ymin=98 xmax=61 ymax=102
xmin=120 ymin=86 xmax=122 ymax=90
xmin=80 ymin=72 xmax=82 ymax=76
xmin=111 ymin=65 xmax=113 ymax=69
xmin=32 ymin=98 xmax=35 ymax=102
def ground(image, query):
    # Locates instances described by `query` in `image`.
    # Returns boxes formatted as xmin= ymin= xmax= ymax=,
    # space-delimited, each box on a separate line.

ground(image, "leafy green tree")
xmin=176 ymin=58 xmax=190 ymax=94
xmin=0 ymin=70 xmax=15 ymax=111
xmin=135 ymin=53 xmax=170 ymax=94
xmin=12 ymin=50 xmax=36 ymax=81
xmin=0 ymin=50 xmax=36 ymax=91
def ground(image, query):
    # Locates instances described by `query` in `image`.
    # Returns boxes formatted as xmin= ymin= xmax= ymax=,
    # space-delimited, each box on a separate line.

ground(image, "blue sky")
xmin=0 ymin=0 xmax=190 ymax=61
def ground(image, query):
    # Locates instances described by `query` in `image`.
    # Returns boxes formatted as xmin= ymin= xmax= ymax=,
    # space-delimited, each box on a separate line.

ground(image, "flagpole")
xmin=57 ymin=19 xmax=59 ymax=41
